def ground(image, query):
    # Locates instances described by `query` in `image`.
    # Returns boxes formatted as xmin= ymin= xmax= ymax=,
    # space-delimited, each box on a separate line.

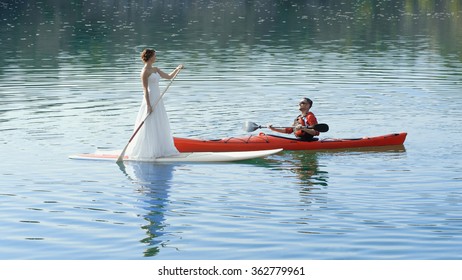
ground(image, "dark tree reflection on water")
xmin=1 ymin=0 xmax=461 ymax=68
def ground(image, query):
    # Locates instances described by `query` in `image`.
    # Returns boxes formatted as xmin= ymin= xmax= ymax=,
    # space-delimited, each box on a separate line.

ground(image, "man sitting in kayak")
xmin=268 ymin=97 xmax=320 ymax=141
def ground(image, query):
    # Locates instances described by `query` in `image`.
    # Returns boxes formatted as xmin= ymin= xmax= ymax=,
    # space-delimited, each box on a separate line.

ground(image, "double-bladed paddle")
xmin=243 ymin=121 xmax=329 ymax=133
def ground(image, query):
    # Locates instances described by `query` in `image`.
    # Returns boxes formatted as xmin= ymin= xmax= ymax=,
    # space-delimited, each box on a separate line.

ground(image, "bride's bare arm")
xmin=156 ymin=65 xmax=184 ymax=79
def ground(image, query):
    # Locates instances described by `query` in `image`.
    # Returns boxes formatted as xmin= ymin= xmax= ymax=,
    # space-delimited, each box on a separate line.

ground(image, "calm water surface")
xmin=1 ymin=0 xmax=462 ymax=259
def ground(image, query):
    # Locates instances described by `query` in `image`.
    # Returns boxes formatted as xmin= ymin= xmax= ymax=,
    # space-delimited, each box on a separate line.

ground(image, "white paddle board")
xmin=69 ymin=148 xmax=282 ymax=163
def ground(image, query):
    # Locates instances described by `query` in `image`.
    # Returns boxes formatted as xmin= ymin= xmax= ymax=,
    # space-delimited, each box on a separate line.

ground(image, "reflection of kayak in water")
xmin=173 ymin=132 xmax=407 ymax=152
xmin=69 ymin=148 xmax=282 ymax=163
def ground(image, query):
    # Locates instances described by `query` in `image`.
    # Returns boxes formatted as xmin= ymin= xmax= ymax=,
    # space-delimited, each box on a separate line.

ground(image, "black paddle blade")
xmin=313 ymin=123 xmax=329 ymax=132
xmin=243 ymin=121 xmax=261 ymax=132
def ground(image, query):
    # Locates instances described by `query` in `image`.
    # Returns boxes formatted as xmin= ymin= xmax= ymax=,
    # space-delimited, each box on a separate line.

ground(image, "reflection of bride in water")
xmin=118 ymin=161 xmax=175 ymax=257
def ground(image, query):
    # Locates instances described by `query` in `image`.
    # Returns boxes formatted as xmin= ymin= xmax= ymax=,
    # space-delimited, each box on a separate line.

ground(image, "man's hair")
xmin=303 ymin=97 xmax=313 ymax=107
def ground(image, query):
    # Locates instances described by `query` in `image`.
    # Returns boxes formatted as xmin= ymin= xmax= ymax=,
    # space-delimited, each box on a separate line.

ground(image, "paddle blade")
xmin=116 ymin=146 xmax=127 ymax=163
xmin=313 ymin=123 xmax=329 ymax=132
xmin=243 ymin=121 xmax=261 ymax=132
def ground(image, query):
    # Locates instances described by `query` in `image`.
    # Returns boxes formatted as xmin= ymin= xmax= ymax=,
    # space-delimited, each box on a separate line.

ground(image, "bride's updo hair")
xmin=141 ymin=49 xmax=156 ymax=62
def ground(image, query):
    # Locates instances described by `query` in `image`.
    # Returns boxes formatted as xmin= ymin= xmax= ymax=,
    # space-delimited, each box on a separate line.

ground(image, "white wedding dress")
xmin=125 ymin=72 xmax=179 ymax=160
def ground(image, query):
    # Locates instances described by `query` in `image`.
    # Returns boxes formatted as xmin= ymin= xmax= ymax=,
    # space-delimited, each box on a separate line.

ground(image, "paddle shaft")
xmin=267 ymin=124 xmax=327 ymax=131
xmin=116 ymin=68 xmax=182 ymax=162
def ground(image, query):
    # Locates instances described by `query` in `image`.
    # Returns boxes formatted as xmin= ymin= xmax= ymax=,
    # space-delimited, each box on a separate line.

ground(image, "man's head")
xmin=299 ymin=97 xmax=313 ymax=110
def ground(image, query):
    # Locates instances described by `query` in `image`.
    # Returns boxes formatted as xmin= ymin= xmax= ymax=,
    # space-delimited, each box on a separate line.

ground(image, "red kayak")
xmin=174 ymin=132 xmax=407 ymax=152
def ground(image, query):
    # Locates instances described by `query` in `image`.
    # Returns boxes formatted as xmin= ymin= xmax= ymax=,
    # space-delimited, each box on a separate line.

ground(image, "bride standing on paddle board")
xmin=125 ymin=49 xmax=183 ymax=160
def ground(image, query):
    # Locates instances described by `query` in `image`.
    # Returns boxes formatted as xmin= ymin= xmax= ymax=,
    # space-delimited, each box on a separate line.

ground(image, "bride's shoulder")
xmin=141 ymin=66 xmax=158 ymax=77
xmin=150 ymin=67 xmax=160 ymax=74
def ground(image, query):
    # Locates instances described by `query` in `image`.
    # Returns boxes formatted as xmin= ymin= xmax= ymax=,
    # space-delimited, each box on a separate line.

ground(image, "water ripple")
xmin=1 ymin=0 xmax=462 ymax=260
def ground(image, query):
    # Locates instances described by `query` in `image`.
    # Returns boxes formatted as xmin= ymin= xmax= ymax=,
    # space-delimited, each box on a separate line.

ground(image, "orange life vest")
xmin=285 ymin=112 xmax=319 ymax=138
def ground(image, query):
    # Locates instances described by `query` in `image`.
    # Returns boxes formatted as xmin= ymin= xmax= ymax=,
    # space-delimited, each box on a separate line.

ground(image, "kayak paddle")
xmin=116 ymin=67 xmax=183 ymax=163
xmin=243 ymin=121 xmax=329 ymax=133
